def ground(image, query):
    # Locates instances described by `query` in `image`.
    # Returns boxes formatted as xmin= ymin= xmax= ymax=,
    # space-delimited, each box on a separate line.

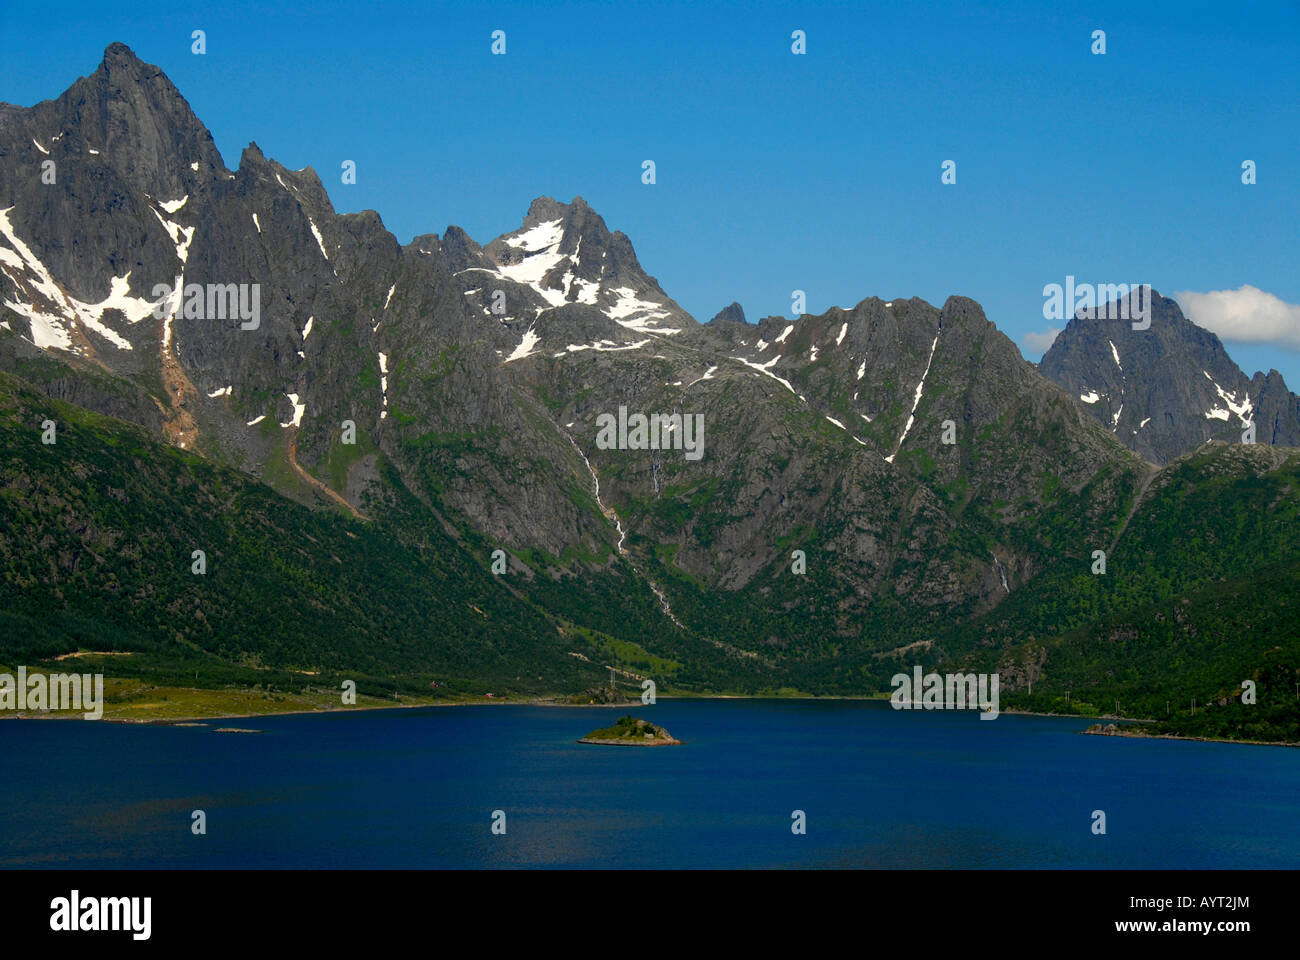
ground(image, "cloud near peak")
xmin=1021 ymin=326 xmax=1062 ymax=355
xmin=1175 ymin=285 xmax=1300 ymax=351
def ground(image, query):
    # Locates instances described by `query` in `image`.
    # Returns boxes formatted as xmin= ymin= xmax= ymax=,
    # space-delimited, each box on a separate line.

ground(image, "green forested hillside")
xmin=922 ymin=445 xmax=1300 ymax=739
xmin=0 ymin=372 xmax=622 ymax=698
xmin=1 ymin=368 xmax=1297 ymax=739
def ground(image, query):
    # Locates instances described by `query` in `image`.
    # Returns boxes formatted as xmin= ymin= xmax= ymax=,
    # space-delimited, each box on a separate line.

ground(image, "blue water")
xmin=2 ymin=699 xmax=1296 ymax=868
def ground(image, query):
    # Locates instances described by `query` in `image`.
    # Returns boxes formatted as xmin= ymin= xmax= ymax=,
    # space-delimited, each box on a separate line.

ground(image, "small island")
xmin=579 ymin=715 xmax=681 ymax=746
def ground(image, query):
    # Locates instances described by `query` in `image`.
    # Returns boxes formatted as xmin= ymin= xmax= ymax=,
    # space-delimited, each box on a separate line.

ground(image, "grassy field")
xmin=0 ymin=667 xmax=466 ymax=722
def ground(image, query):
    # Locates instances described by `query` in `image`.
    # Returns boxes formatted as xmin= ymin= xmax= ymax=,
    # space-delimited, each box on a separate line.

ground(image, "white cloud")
xmin=1176 ymin=285 xmax=1300 ymax=351
xmin=1022 ymin=327 xmax=1062 ymax=355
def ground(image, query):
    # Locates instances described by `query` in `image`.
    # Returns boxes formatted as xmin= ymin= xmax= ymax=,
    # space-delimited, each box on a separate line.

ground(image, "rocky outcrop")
xmin=1040 ymin=289 xmax=1300 ymax=463
xmin=579 ymin=716 xmax=681 ymax=745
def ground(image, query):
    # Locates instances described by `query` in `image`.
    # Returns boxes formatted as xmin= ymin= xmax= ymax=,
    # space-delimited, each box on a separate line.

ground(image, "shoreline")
xmin=4 ymin=694 xmax=1291 ymax=747
xmin=1001 ymin=708 xmax=1157 ymax=723
xmin=0 ymin=698 xmax=458 ymax=725
xmin=1081 ymin=721 xmax=1299 ymax=749
xmin=0 ymin=689 xmax=894 ymax=725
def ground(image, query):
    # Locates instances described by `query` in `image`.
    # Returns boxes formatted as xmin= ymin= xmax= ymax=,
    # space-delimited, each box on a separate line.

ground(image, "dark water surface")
xmin=3 ymin=699 xmax=1296 ymax=868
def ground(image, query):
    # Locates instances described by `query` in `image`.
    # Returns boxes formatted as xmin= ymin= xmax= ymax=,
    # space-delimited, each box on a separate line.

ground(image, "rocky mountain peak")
xmin=708 ymin=302 xmax=747 ymax=326
xmin=50 ymin=42 xmax=227 ymax=198
xmin=520 ymin=195 xmax=572 ymax=224
xmin=98 ymin=40 xmax=154 ymax=77
xmin=464 ymin=196 xmax=695 ymax=358
xmin=239 ymin=141 xmax=268 ymax=166
xmin=437 ymin=224 xmax=493 ymax=273
xmin=1039 ymin=287 xmax=1300 ymax=462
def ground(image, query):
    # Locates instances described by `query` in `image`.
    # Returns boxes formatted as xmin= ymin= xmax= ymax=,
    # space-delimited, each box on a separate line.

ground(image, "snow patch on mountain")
xmin=885 ymin=332 xmax=940 ymax=464
xmin=148 ymin=206 xmax=195 ymax=264
xmin=64 ymin=273 xmax=157 ymax=348
xmin=77 ymin=275 xmax=157 ymax=325
xmin=505 ymin=325 xmax=541 ymax=362
xmin=0 ymin=206 xmax=154 ymax=352
xmin=684 ymin=364 xmax=718 ymax=388
xmin=505 ymin=219 xmax=564 ymax=253
xmin=3 ymin=297 xmax=71 ymax=350
xmin=496 ymin=220 xmax=568 ymax=303
xmin=731 ymin=354 xmax=801 ymax=398
xmin=307 ymin=217 xmax=328 ymax=260
xmin=605 ymin=287 xmax=678 ymax=334
xmin=280 ymin=393 xmax=305 ymax=428
xmin=1202 ymin=370 xmax=1253 ymax=423
xmin=562 ymin=338 xmax=652 ymax=355
xmin=568 ymin=274 xmax=600 ymax=304
xmin=605 ymin=287 xmax=666 ymax=320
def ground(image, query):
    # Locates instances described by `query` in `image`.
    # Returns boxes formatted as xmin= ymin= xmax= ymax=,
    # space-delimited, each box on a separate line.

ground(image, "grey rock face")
xmin=2 ymin=42 xmax=1292 ymax=679
xmin=709 ymin=302 xmax=746 ymax=327
xmin=1039 ymin=289 xmax=1300 ymax=463
xmin=1250 ymin=370 xmax=1300 ymax=447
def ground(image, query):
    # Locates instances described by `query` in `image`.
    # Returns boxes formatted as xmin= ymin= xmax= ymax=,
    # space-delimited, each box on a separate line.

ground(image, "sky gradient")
xmin=6 ymin=0 xmax=1299 ymax=383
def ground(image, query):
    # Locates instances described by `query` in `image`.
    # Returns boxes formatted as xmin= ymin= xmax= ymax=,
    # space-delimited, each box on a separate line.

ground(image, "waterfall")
xmin=568 ymin=435 xmax=683 ymax=628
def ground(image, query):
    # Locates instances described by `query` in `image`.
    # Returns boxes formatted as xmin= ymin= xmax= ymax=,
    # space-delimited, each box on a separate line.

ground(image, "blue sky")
xmin=7 ymin=0 xmax=1300 ymax=384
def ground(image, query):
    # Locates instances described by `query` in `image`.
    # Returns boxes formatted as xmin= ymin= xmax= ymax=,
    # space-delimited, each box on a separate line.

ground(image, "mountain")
xmin=1 ymin=44 xmax=1297 ymax=733
xmin=1039 ymin=289 xmax=1300 ymax=463
xmin=479 ymin=194 xmax=695 ymax=338
xmin=0 ymin=370 xmax=598 ymax=696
